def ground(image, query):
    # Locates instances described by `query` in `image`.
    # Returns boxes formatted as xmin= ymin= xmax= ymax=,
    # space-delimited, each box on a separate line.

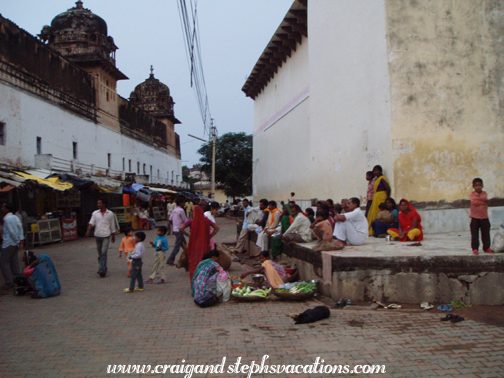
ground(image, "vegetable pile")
xmin=232 ymin=286 xmax=271 ymax=298
xmin=277 ymin=282 xmax=317 ymax=294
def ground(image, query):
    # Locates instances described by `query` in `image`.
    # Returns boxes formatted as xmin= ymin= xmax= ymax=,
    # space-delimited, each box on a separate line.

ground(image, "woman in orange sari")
xmin=367 ymin=165 xmax=391 ymax=235
xmin=387 ymin=199 xmax=423 ymax=242
xmin=178 ymin=205 xmax=220 ymax=281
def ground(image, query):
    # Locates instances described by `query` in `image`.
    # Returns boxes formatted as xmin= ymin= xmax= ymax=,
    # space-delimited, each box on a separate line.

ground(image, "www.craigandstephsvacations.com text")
xmin=107 ymin=356 xmax=386 ymax=377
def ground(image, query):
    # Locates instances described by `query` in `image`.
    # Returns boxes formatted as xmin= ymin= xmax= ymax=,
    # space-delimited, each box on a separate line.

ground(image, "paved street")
xmin=1 ymin=217 xmax=504 ymax=378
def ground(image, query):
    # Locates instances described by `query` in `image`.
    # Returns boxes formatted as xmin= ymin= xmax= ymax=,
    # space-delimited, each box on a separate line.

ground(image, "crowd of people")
xmin=231 ymin=165 xmax=494 ymax=261
xmin=0 ymin=166 xmax=493 ymax=304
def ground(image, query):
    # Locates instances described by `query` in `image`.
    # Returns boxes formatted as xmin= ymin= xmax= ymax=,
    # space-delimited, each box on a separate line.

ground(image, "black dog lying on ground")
xmin=293 ymin=306 xmax=330 ymax=324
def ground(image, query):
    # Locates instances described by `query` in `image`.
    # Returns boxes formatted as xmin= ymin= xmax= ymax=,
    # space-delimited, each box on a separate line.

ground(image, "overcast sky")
xmin=1 ymin=0 xmax=293 ymax=166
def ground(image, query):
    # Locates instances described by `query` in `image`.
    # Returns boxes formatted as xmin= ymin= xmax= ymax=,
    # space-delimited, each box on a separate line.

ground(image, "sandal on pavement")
xmin=333 ymin=299 xmax=346 ymax=308
xmin=386 ymin=304 xmax=401 ymax=309
xmin=438 ymin=304 xmax=447 ymax=311
xmin=444 ymin=305 xmax=452 ymax=311
xmin=441 ymin=314 xmax=455 ymax=321
xmin=420 ymin=302 xmax=434 ymax=310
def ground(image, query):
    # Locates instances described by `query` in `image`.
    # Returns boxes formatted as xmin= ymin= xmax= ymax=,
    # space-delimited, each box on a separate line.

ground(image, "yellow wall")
xmin=87 ymin=68 xmax=120 ymax=131
xmin=386 ymin=0 xmax=504 ymax=201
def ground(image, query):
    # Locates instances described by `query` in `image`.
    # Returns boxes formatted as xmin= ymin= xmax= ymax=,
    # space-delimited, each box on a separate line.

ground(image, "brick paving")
xmin=1 ymin=217 xmax=504 ymax=378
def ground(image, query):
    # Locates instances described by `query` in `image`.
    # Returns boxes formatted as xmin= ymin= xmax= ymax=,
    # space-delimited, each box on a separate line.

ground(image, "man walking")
xmin=86 ymin=198 xmax=117 ymax=277
xmin=166 ymin=198 xmax=187 ymax=265
xmin=1 ymin=202 xmax=24 ymax=289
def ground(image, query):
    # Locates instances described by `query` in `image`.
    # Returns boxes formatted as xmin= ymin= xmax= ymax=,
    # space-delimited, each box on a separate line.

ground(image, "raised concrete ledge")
xmin=280 ymin=232 xmax=504 ymax=305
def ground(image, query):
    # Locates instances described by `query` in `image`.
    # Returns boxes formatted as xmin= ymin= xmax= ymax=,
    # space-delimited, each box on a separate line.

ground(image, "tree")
xmin=182 ymin=165 xmax=198 ymax=189
xmin=197 ymin=132 xmax=252 ymax=199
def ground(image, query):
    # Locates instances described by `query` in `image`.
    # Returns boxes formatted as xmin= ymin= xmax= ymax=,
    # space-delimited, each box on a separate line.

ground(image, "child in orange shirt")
xmin=119 ymin=227 xmax=135 ymax=277
xmin=470 ymin=178 xmax=493 ymax=255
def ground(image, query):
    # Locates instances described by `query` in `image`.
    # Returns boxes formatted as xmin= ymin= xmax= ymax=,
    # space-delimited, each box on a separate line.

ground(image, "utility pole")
xmin=210 ymin=119 xmax=216 ymax=199
xmin=187 ymin=120 xmax=217 ymax=199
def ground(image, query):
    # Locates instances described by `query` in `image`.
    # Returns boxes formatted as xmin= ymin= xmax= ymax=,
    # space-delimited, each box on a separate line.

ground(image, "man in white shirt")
xmin=86 ymin=198 xmax=118 ymax=277
xmin=333 ymin=197 xmax=368 ymax=247
xmin=166 ymin=199 xmax=176 ymax=235
xmin=282 ymin=204 xmax=313 ymax=243
xmin=1 ymin=202 xmax=24 ymax=288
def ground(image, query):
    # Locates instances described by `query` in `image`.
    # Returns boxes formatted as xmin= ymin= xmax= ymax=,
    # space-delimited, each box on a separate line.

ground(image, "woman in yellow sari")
xmin=367 ymin=165 xmax=391 ymax=236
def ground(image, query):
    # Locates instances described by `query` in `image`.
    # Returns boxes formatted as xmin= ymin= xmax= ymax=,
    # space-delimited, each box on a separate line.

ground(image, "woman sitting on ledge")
xmin=387 ymin=199 xmax=423 ymax=242
xmin=371 ymin=197 xmax=398 ymax=237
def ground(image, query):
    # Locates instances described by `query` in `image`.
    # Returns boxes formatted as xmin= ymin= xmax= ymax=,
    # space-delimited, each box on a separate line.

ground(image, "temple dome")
xmin=49 ymin=0 xmax=107 ymax=36
xmin=130 ymin=67 xmax=175 ymax=118
xmin=38 ymin=1 xmax=122 ymax=73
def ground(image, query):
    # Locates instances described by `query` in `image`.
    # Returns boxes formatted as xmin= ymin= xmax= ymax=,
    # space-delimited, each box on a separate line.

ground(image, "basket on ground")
xmin=271 ymin=288 xmax=316 ymax=301
xmin=231 ymin=293 xmax=269 ymax=302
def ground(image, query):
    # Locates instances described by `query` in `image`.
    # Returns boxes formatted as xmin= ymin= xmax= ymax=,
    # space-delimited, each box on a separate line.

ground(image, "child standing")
xmin=119 ymin=227 xmax=135 ymax=277
xmin=123 ymin=231 xmax=146 ymax=293
xmin=470 ymin=178 xmax=493 ymax=255
xmin=145 ymin=226 xmax=169 ymax=284
xmin=365 ymin=171 xmax=376 ymax=217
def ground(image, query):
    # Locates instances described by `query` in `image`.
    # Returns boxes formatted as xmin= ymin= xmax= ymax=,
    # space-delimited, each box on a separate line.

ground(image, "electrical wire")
xmin=177 ymin=0 xmax=212 ymax=137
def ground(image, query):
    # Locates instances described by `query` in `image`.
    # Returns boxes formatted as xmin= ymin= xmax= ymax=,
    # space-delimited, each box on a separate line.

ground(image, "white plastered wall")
xmin=308 ymin=0 xmax=393 ymax=203
xmin=0 ymin=82 xmax=181 ymax=183
xmin=252 ymin=35 xmax=310 ymax=201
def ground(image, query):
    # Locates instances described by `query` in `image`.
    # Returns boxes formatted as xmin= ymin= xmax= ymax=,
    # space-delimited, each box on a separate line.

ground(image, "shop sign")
xmin=61 ymin=218 xmax=78 ymax=241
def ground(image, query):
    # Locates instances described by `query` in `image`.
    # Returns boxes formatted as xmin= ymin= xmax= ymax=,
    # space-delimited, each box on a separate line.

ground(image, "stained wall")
xmin=385 ymin=0 xmax=504 ymax=202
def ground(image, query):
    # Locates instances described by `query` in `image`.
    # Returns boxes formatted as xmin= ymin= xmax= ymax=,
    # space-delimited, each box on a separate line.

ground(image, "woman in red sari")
xmin=387 ymin=199 xmax=423 ymax=242
xmin=178 ymin=205 xmax=220 ymax=281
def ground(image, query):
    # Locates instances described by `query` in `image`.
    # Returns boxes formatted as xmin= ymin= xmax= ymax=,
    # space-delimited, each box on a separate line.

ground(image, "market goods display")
xmin=272 ymin=282 xmax=317 ymax=301
xmin=231 ymin=285 xmax=271 ymax=301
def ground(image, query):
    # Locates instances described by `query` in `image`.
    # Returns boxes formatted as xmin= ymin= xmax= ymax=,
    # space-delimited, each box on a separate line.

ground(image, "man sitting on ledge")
xmin=282 ymin=204 xmax=313 ymax=244
xmin=332 ymin=197 xmax=368 ymax=248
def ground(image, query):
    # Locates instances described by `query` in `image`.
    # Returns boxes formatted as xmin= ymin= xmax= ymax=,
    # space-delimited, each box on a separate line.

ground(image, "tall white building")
xmin=243 ymin=0 xmax=504 ymax=233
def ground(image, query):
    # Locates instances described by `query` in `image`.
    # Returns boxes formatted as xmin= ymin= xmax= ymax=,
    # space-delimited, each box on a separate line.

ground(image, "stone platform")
xmin=276 ymin=231 xmax=504 ymax=306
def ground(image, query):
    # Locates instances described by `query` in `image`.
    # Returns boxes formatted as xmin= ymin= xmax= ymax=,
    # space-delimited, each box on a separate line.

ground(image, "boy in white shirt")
xmin=124 ymin=232 xmax=146 ymax=293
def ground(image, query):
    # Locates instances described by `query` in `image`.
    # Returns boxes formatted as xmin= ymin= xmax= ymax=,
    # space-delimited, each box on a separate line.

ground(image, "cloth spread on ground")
xmin=187 ymin=205 xmax=211 ymax=281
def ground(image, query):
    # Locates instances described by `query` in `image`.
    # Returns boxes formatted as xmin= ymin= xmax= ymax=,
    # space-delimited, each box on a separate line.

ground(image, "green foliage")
xmin=197 ymin=132 xmax=252 ymax=198
xmin=182 ymin=165 xmax=198 ymax=189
